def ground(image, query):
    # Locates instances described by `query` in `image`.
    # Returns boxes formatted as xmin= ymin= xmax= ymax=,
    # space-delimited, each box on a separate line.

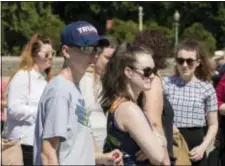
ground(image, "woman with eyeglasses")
xmin=101 ymin=43 xmax=166 ymax=165
xmin=6 ymin=33 xmax=55 ymax=166
xmin=163 ymin=39 xmax=218 ymax=166
xmin=79 ymin=37 xmax=118 ymax=151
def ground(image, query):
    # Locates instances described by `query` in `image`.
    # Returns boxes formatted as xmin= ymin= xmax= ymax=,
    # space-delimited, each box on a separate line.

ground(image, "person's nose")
xmin=149 ymin=73 xmax=155 ymax=80
xmin=182 ymin=61 xmax=188 ymax=67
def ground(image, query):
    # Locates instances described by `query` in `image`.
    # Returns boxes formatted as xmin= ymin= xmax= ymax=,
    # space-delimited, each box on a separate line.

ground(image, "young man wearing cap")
xmin=33 ymin=21 xmax=123 ymax=165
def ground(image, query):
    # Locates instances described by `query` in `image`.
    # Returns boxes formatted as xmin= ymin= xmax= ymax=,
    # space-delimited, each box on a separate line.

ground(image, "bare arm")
xmin=219 ymin=104 xmax=225 ymax=115
xmin=41 ymin=137 xmax=60 ymax=165
xmin=143 ymin=76 xmax=170 ymax=165
xmin=201 ymin=112 xmax=218 ymax=150
xmin=144 ymin=76 xmax=164 ymax=135
xmin=116 ymin=102 xmax=165 ymax=165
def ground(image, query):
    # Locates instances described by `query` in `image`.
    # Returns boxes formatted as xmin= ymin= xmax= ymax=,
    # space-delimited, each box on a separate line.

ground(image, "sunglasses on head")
xmin=129 ymin=66 xmax=157 ymax=78
xmin=175 ymin=57 xmax=197 ymax=66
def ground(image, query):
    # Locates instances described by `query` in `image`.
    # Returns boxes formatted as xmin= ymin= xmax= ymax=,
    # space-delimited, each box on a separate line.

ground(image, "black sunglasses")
xmin=129 ymin=66 xmax=157 ymax=78
xmin=175 ymin=57 xmax=197 ymax=66
xmin=79 ymin=46 xmax=102 ymax=54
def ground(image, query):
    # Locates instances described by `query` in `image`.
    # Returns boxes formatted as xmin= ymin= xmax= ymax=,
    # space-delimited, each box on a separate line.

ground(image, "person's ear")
xmin=124 ymin=67 xmax=133 ymax=79
xmin=61 ymin=45 xmax=70 ymax=59
xmin=196 ymin=59 xmax=200 ymax=67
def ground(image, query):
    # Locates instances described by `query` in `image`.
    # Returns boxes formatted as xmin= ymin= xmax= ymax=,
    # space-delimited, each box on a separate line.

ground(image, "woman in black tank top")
xmin=101 ymin=44 xmax=167 ymax=165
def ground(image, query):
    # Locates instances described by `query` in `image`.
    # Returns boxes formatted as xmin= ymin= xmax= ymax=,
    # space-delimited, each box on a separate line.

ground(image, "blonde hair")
xmin=8 ymin=33 xmax=53 ymax=84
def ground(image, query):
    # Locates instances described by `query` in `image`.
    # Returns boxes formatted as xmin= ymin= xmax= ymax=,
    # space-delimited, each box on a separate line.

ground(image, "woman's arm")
xmin=143 ymin=76 xmax=170 ymax=165
xmin=201 ymin=111 xmax=218 ymax=150
xmin=116 ymin=102 xmax=165 ymax=165
xmin=202 ymin=85 xmax=218 ymax=150
xmin=144 ymin=76 xmax=164 ymax=135
xmin=7 ymin=71 xmax=37 ymax=123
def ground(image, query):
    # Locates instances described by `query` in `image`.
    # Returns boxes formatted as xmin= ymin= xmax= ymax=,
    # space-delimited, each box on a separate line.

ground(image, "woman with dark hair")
xmin=6 ymin=33 xmax=55 ymax=165
xmin=133 ymin=29 xmax=174 ymax=165
xmin=101 ymin=44 xmax=166 ymax=165
xmin=163 ymin=39 xmax=218 ymax=166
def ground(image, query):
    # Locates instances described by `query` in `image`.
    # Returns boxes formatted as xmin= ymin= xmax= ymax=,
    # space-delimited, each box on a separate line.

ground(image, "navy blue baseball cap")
xmin=60 ymin=21 xmax=110 ymax=47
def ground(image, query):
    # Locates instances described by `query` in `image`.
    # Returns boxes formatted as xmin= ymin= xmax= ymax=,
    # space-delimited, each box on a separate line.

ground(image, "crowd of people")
xmin=1 ymin=20 xmax=225 ymax=166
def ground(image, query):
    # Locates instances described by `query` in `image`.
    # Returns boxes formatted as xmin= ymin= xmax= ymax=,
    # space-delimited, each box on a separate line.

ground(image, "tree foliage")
xmin=2 ymin=2 xmax=64 ymax=55
xmin=182 ymin=23 xmax=216 ymax=54
xmin=1 ymin=1 xmax=225 ymax=56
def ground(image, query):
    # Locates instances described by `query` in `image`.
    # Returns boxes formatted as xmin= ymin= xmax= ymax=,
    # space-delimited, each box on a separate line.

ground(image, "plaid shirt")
xmin=162 ymin=76 xmax=218 ymax=128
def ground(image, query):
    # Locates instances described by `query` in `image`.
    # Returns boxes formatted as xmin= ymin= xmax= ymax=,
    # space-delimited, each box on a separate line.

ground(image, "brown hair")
xmin=100 ymin=43 xmax=153 ymax=112
xmin=175 ymin=39 xmax=211 ymax=81
xmin=8 ymin=33 xmax=53 ymax=84
xmin=133 ymin=29 xmax=171 ymax=70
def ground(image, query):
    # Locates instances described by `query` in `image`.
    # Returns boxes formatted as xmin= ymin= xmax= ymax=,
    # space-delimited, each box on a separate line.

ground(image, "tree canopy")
xmin=2 ymin=1 xmax=225 ymax=56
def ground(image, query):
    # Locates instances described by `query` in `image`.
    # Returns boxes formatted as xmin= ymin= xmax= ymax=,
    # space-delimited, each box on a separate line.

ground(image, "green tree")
xmin=181 ymin=22 xmax=216 ymax=54
xmin=2 ymin=2 xmax=65 ymax=56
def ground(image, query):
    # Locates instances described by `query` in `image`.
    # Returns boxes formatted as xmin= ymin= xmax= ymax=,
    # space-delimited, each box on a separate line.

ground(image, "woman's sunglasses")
xmin=39 ymin=50 xmax=56 ymax=59
xmin=129 ymin=66 xmax=157 ymax=78
xmin=175 ymin=57 xmax=197 ymax=66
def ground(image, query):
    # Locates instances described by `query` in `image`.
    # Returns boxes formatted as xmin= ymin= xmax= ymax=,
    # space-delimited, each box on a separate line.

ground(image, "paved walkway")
xmin=1 ymin=56 xmax=175 ymax=79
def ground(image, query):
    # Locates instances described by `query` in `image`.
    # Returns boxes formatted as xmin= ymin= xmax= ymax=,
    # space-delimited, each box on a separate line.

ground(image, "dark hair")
xmin=133 ymin=29 xmax=171 ymax=70
xmin=100 ymin=43 xmax=153 ymax=112
xmin=175 ymin=38 xmax=211 ymax=81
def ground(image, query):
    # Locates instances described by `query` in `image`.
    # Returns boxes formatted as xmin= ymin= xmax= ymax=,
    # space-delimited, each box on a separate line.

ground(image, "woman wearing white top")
xmin=80 ymin=38 xmax=117 ymax=151
xmin=6 ymin=34 xmax=55 ymax=166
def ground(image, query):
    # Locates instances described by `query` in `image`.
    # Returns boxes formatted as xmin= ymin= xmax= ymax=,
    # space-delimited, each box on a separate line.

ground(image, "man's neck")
xmin=59 ymin=67 xmax=82 ymax=84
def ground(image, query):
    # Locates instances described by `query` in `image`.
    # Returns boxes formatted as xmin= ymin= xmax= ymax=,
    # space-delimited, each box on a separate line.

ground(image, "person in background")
xmin=212 ymin=50 xmax=225 ymax=87
xmin=79 ymin=37 xmax=118 ymax=151
xmin=33 ymin=21 xmax=123 ymax=165
xmin=102 ymin=43 xmax=167 ymax=165
xmin=6 ymin=33 xmax=54 ymax=166
xmin=1 ymin=77 xmax=8 ymax=132
xmin=163 ymin=39 xmax=218 ymax=166
xmin=215 ymin=73 xmax=225 ymax=166
xmin=209 ymin=58 xmax=218 ymax=81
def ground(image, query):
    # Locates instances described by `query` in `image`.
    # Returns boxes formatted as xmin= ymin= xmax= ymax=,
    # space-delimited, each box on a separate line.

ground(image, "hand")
xmin=189 ymin=145 xmax=206 ymax=162
xmin=102 ymin=149 xmax=123 ymax=165
xmin=136 ymin=150 xmax=148 ymax=161
xmin=173 ymin=125 xmax=179 ymax=133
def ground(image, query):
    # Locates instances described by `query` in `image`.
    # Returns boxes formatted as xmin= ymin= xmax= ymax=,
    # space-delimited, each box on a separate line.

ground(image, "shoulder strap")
xmin=110 ymin=97 xmax=124 ymax=113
